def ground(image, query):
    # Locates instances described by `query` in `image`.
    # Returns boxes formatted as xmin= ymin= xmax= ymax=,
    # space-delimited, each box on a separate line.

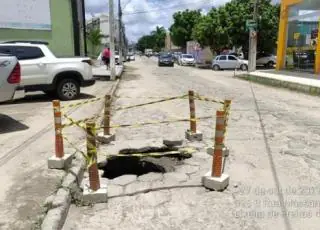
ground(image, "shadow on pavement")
xmin=5 ymin=93 xmax=95 ymax=105
xmin=0 ymin=114 xmax=29 ymax=134
xmin=122 ymin=73 xmax=141 ymax=81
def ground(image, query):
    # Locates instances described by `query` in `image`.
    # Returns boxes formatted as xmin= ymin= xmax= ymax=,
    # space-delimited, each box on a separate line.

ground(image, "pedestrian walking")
xmin=102 ymin=46 xmax=111 ymax=70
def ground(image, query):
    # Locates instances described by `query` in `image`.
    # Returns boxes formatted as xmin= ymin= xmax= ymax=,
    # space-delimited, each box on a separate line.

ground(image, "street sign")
xmin=246 ymin=19 xmax=257 ymax=31
xmin=294 ymin=32 xmax=300 ymax=40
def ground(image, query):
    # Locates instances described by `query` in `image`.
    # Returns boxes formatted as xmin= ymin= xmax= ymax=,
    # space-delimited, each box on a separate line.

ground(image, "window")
xmin=182 ymin=54 xmax=193 ymax=58
xmin=219 ymin=55 xmax=227 ymax=61
xmin=0 ymin=46 xmax=14 ymax=55
xmin=228 ymin=55 xmax=237 ymax=61
xmin=14 ymin=46 xmax=44 ymax=60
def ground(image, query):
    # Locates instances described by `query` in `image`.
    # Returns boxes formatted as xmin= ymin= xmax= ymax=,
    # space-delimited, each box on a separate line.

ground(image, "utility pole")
xmin=109 ymin=0 xmax=116 ymax=80
xmin=248 ymin=0 xmax=258 ymax=72
xmin=118 ymin=0 xmax=123 ymax=65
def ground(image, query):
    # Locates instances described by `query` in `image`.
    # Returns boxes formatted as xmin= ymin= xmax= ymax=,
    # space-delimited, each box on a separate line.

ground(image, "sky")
xmin=84 ymin=0 xmax=231 ymax=42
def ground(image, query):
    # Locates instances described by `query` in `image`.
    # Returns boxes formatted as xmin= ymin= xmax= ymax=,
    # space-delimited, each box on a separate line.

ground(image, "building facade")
xmin=86 ymin=14 xmax=119 ymax=46
xmin=276 ymin=0 xmax=320 ymax=74
xmin=0 ymin=0 xmax=86 ymax=57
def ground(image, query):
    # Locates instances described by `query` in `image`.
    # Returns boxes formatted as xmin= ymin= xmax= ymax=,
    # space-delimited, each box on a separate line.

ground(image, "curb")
xmin=39 ymin=76 xmax=122 ymax=230
xmin=235 ymin=74 xmax=320 ymax=96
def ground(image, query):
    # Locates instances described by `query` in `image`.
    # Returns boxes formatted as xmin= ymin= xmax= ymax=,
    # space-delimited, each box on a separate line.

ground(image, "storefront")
xmin=276 ymin=0 xmax=320 ymax=74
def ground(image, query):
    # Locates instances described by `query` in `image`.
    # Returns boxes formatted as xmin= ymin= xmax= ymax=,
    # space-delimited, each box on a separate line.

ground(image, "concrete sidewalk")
xmin=93 ymin=65 xmax=124 ymax=79
xmin=237 ymin=70 xmax=320 ymax=96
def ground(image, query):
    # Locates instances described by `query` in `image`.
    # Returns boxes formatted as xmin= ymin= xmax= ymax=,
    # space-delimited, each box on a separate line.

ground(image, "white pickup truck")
xmin=0 ymin=41 xmax=95 ymax=100
xmin=0 ymin=54 xmax=21 ymax=103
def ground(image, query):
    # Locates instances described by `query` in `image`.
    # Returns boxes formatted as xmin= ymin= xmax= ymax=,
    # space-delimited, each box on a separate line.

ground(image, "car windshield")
xmin=160 ymin=54 xmax=171 ymax=58
xmin=182 ymin=54 xmax=193 ymax=58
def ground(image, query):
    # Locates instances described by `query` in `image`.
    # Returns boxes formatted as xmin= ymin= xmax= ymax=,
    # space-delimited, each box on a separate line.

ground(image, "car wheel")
xmin=57 ymin=78 xmax=80 ymax=101
xmin=240 ymin=64 xmax=248 ymax=71
xmin=267 ymin=61 xmax=274 ymax=68
xmin=212 ymin=64 xmax=220 ymax=71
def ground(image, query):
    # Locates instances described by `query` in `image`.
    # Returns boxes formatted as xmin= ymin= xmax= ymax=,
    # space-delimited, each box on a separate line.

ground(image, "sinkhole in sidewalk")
xmin=98 ymin=146 xmax=192 ymax=179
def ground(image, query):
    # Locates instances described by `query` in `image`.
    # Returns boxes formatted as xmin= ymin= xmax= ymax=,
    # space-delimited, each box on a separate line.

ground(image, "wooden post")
xmin=86 ymin=121 xmax=100 ymax=191
xmin=188 ymin=90 xmax=197 ymax=133
xmin=223 ymin=99 xmax=231 ymax=137
xmin=52 ymin=100 xmax=64 ymax=158
xmin=104 ymin=95 xmax=111 ymax=135
xmin=212 ymin=110 xmax=225 ymax=177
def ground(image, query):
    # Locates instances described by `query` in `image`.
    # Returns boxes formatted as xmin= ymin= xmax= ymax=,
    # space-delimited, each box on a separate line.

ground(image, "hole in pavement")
xmin=99 ymin=148 xmax=191 ymax=179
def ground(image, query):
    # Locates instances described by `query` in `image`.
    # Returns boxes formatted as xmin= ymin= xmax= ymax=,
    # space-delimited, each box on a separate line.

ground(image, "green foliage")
xmin=191 ymin=0 xmax=280 ymax=53
xmin=169 ymin=9 xmax=202 ymax=48
xmin=136 ymin=26 xmax=167 ymax=52
xmin=86 ymin=28 xmax=104 ymax=57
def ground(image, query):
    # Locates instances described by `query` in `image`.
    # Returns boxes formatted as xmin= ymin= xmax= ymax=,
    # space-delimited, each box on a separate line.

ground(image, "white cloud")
xmin=85 ymin=0 xmax=278 ymax=42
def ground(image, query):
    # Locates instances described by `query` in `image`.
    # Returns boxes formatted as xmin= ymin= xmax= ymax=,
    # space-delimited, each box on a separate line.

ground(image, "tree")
xmin=192 ymin=0 xmax=280 ymax=54
xmin=169 ymin=9 xmax=202 ymax=49
xmin=151 ymin=26 xmax=167 ymax=52
xmin=192 ymin=8 xmax=230 ymax=54
xmin=136 ymin=26 xmax=167 ymax=52
xmin=87 ymin=28 xmax=104 ymax=57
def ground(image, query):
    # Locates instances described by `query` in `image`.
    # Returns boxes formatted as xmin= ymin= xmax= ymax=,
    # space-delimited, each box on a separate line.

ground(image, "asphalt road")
xmin=64 ymin=57 xmax=320 ymax=230
xmin=0 ymin=77 xmax=115 ymax=229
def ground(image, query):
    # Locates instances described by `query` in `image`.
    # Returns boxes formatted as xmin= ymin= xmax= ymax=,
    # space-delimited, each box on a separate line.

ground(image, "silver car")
xmin=212 ymin=55 xmax=248 ymax=71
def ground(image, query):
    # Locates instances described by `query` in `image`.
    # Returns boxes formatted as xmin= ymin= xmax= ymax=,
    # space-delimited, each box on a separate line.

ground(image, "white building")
xmin=86 ymin=14 xmax=119 ymax=46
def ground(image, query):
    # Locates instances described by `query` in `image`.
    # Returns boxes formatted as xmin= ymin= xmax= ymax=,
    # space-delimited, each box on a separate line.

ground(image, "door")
xmin=13 ymin=46 xmax=48 ymax=86
xmin=218 ymin=55 xmax=228 ymax=69
xmin=227 ymin=55 xmax=239 ymax=69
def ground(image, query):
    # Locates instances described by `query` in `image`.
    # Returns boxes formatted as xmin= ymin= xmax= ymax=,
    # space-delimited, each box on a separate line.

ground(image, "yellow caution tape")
xmin=114 ymin=94 xmax=188 ymax=111
xmin=61 ymin=97 xmax=103 ymax=110
xmin=96 ymin=116 xmax=213 ymax=130
xmin=114 ymin=95 xmax=186 ymax=99
xmin=194 ymin=94 xmax=224 ymax=104
xmin=62 ymin=113 xmax=106 ymax=129
xmin=63 ymin=135 xmax=89 ymax=162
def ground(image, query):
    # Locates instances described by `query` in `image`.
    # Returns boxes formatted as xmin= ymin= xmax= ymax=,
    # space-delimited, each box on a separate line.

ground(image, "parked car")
xmin=256 ymin=53 xmax=276 ymax=68
xmin=0 ymin=41 xmax=95 ymax=100
xmin=179 ymin=54 xmax=195 ymax=66
xmin=0 ymin=53 xmax=21 ymax=102
xmin=212 ymin=55 xmax=248 ymax=71
xmin=158 ymin=53 xmax=174 ymax=67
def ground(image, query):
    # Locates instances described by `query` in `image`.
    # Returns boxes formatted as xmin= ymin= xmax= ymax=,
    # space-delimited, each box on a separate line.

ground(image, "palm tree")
xmin=151 ymin=26 xmax=167 ymax=52
xmin=87 ymin=28 xmax=104 ymax=58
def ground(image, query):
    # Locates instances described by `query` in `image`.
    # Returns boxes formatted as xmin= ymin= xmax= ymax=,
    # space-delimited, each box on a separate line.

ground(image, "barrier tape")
xmin=96 ymin=116 xmax=213 ymax=130
xmin=223 ymin=102 xmax=231 ymax=137
xmin=61 ymin=97 xmax=103 ymax=110
xmin=114 ymin=95 xmax=186 ymax=99
xmin=62 ymin=135 xmax=89 ymax=161
xmin=114 ymin=94 xmax=188 ymax=111
xmin=194 ymin=94 xmax=224 ymax=104
xmin=62 ymin=113 xmax=106 ymax=129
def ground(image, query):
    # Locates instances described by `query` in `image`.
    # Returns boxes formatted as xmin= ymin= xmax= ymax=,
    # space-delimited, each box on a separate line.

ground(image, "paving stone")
xmin=107 ymin=184 xmax=124 ymax=197
xmin=110 ymin=175 xmax=137 ymax=186
xmin=138 ymin=172 xmax=163 ymax=182
xmin=175 ymin=165 xmax=199 ymax=175
xmin=163 ymin=172 xmax=188 ymax=183
xmin=124 ymin=181 xmax=151 ymax=194
xmin=182 ymin=158 xmax=201 ymax=166
xmin=136 ymin=190 xmax=171 ymax=207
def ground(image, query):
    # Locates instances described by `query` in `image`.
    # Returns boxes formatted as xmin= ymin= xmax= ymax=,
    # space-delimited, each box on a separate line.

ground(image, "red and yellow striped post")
xmin=188 ymin=90 xmax=197 ymax=133
xmin=212 ymin=110 xmax=225 ymax=177
xmin=86 ymin=121 xmax=100 ymax=191
xmin=104 ymin=95 xmax=111 ymax=136
xmin=52 ymin=100 xmax=64 ymax=158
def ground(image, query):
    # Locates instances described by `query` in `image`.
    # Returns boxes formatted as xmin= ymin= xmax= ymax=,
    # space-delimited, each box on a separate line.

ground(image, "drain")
xmin=99 ymin=151 xmax=191 ymax=179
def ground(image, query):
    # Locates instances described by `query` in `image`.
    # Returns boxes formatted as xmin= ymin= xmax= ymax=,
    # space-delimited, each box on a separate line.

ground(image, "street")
xmin=61 ymin=57 xmax=320 ymax=230
xmin=0 ymin=77 xmax=115 ymax=229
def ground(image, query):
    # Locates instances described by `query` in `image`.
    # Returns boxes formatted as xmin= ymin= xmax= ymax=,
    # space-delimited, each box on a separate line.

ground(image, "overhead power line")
xmin=122 ymin=0 xmax=212 ymax=16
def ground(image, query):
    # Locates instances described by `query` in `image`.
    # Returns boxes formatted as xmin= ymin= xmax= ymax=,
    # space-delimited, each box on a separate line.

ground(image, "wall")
xmin=0 ymin=0 xmax=75 ymax=57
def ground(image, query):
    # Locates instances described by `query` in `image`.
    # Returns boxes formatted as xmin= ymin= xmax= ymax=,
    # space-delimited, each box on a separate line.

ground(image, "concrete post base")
xmin=48 ymin=153 xmax=74 ymax=169
xmin=206 ymin=147 xmax=229 ymax=157
xmin=82 ymin=178 xmax=108 ymax=203
xmin=185 ymin=130 xmax=203 ymax=141
xmin=97 ymin=132 xmax=116 ymax=144
xmin=202 ymin=172 xmax=229 ymax=191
